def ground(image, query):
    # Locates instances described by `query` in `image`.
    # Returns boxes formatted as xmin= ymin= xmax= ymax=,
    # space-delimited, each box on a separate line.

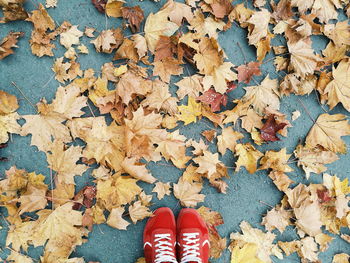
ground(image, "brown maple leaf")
xmin=237 ymin=61 xmax=262 ymax=84
xmin=0 ymin=0 xmax=28 ymax=23
xmin=91 ymin=0 xmax=107 ymax=13
xmin=154 ymin=35 xmax=177 ymax=62
xmin=0 ymin=31 xmax=24 ymax=60
xmin=121 ymin=6 xmax=144 ymax=33
xmin=260 ymin=115 xmax=287 ymax=142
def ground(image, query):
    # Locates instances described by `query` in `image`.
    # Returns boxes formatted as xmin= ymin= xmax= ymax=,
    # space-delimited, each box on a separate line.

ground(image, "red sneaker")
xmin=143 ymin=207 xmax=178 ymax=263
xmin=177 ymin=208 xmax=210 ymax=263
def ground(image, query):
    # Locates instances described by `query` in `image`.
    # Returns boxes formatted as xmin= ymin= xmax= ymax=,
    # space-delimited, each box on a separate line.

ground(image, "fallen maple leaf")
xmin=121 ymin=157 xmax=156 ymax=183
xmin=324 ymin=59 xmax=350 ymax=112
xmin=121 ymin=6 xmax=144 ymax=33
xmin=237 ymin=61 xmax=262 ymax=84
xmin=176 ymin=97 xmax=202 ymax=125
xmin=107 ymin=207 xmax=130 ymax=230
xmin=197 ymin=88 xmax=228 ymax=112
xmin=234 ymin=143 xmax=263 ymax=174
xmin=217 ymin=127 xmax=244 ymax=155
xmin=260 ymin=115 xmax=287 ymax=142
xmin=305 ymin=113 xmax=350 ymax=154
xmin=129 ymin=200 xmax=153 ymax=223
xmin=0 ymin=0 xmax=28 ymax=23
xmin=0 ymin=31 xmax=24 ymax=60
xmin=259 ymin=148 xmax=293 ymax=173
xmin=91 ymin=0 xmax=107 ymax=13
xmin=152 ymin=182 xmax=171 ymax=200
xmin=173 ymin=177 xmax=205 ymax=207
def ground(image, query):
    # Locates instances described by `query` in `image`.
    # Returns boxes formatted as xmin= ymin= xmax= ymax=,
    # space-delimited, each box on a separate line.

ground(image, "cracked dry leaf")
xmin=288 ymin=40 xmax=320 ymax=77
xmin=230 ymin=221 xmax=282 ymax=263
xmin=176 ymin=97 xmax=202 ymax=125
xmin=193 ymin=150 xmax=222 ymax=178
xmin=294 ymin=144 xmax=339 ymax=179
xmin=242 ymin=76 xmax=280 ymax=114
xmin=324 ymin=59 xmax=350 ymax=112
xmin=152 ymin=182 xmax=171 ymax=200
xmin=107 ymin=207 xmax=130 ymax=230
xmin=60 ymin=25 xmax=83 ymax=49
xmin=268 ymin=171 xmax=294 ymax=192
xmin=0 ymin=0 xmax=28 ymax=23
xmin=153 ymin=58 xmax=183 ymax=83
xmin=26 ymin=3 xmax=55 ymax=31
xmin=47 ymin=140 xmax=87 ymax=185
xmin=259 ymin=148 xmax=293 ymax=173
xmin=155 ymin=130 xmax=190 ymax=169
xmin=262 ymin=206 xmax=291 ymax=233
xmin=129 ymin=200 xmax=153 ymax=224
xmin=203 ymin=62 xmax=237 ymax=94
xmin=144 ymin=6 xmax=179 ymax=53
xmin=32 ymin=203 xmax=84 ymax=262
xmin=305 ymin=113 xmax=350 ymax=154
xmin=96 ymin=175 xmax=141 ymax=210
xmin=189 ymin=10 xmax=225 ymax=39
xmin=175 ymin=74 xmax=203 ymax=100
xmin=193 ymin=37 xmax=223 ymax=76
xmin=121 ymin=157 xmax=156 ymax=183
xmin=234 ymin=143 xmax=263 ymax=174
xmin=217 ymin=127 xmax=244 ymax=155
xmin=173 ymin=177 xmax=205 ymax=207
xmin=0 ymin=91 xmax=21 ymax=144
xmin=0 ymin=31 xmax=24 ymax=60
xmin=197 ymin=206 xmax=226 ymax=258
xmin=247 ymin=9 xmax=271 ymax=46
xmin=141 ymin=79 xmax=171 ymax=111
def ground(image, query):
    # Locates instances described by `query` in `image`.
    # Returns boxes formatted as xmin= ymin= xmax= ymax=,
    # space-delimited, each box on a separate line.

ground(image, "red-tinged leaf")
xmin=197 ymin=88 xmax=228 ymax=112
xmin=317 ymin=189 xmax=332 ymax=203
xmin=91 ymin=0 xmax=107 ymax=13
xmin=121 ymin=6 xmax=144 ymax=33
xmin=237 ymin=61 xmax=262 ymax=84
xmin=73 ymin=185 xmax=97 ymax=210
xmin=227 ymin=82 xmax=237 ymax=92
xmin=0 ymin=143 xmax=8 ymax=161
xmin=260 ymin=115 xmax=287 ymax=142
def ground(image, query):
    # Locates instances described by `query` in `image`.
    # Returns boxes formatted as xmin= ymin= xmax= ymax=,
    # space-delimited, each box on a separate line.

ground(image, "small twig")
xmin=11 ymin=82 xmax=38 ymax=113
xmin=87 ymin=101 xmax=96 ymax=117
xmin=259 ymin=200 xmax=274 ymax=208
xmin=236 ymin=42 xmax=247 ymax=64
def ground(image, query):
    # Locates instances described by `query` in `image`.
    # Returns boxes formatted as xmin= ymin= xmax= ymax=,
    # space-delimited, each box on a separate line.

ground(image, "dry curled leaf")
xmin=0 ymin=31 xmax=24 ymax=60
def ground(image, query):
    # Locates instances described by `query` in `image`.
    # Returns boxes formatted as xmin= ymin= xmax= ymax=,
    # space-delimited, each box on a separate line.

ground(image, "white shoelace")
xmin=180 ymin=233 xmax=202 ymax=263
xmin=154 ymin=233 xmax=177 ymax=263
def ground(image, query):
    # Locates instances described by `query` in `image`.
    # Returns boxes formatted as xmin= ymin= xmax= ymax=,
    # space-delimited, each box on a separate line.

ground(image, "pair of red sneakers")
xmin=143 ymin=208 xmax=210 ymax=263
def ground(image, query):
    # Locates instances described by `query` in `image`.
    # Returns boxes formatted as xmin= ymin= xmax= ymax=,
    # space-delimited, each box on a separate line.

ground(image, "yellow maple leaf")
xmin=294 ymin=144 xmax=339 ymax=179
xmin=152 ymin=182 xmax=171 ymax=200
xmin=305 ymin=113 xmax=350 ymax=154
xmin=242 ymin=76 xmax=280 ymax=114
xmin=129 ymin=200 xmax=153 ymax=224
xmin=203 ymin=62 xmax=237 ymax=94
xmin=324 ymin=59 xmax=350 ymax=112
xmin=107 ymin=206 xmax=130 ymax=230
xmin=144 ymin=6 xmax=179 ymax=53
xmin=173 ymin=177 xmax=205 ymax=207
xmin=217 ymin=127 xmax=244 ymax=155
xmin=234 ymin=143 xmax=263 ymax=174
xmin=121 ymin=156 xmax=156 ymax=183
xmin=259 ymin=148 xmax=293 ymax=173
xmin=231 ymin=243 xmax=265 ymax=263
xmin=177 ymin=97 xmax=202 ymax=125
xmin=46 ymin=140 xmax=87 ymax=185
xmin=230 ymin=221 xmax=282 ymax=263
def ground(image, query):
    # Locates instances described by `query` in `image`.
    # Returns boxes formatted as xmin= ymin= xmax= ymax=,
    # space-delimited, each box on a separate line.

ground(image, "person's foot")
xmin=143 ymin=207 xmax=177 ymax=263
xmin=177 ymin=208 xmax=210 ymax=263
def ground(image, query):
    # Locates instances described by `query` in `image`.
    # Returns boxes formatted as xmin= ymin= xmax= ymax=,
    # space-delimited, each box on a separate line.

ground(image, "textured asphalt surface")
xmin=1 ymin=0 xmax=350 ymax=262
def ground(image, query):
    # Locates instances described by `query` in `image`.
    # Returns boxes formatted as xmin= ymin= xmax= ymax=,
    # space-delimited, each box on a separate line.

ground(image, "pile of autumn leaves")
xmin=1 ymin=0 xmax=350 ymax=262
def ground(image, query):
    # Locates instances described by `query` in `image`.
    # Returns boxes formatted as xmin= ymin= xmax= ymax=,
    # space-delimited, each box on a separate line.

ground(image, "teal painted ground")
xmin=1 ymin=0 xmax=350 ymax=262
